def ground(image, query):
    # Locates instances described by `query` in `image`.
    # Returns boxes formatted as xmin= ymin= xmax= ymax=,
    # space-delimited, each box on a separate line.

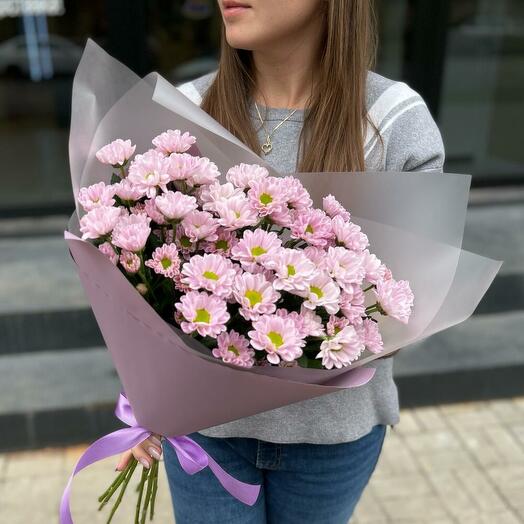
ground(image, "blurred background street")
xmin=0 ymin=0 xmax=523 ymax=522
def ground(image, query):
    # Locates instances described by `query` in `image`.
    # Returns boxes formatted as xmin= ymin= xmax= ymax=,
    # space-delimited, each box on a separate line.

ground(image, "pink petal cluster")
xmin=248 ymin=315 xmax=304 ymax=365
xmin=145 ymin=243 xmax=180 ymax=279
xmin=152 ymin=129 xmax=196 ymax=155
xmin=96 ymin=139 xmax=136 ymax=166
xmin=212 ymin=331 xmax=255 ymax=368
xmin=111 ymin=213 xmax=151 ymax=252
xmin=79 ymin=206 xmax=123 ymax=240
xmin=78 ymin=128 xmax=413 ymax=370
xmin=78 ymin=182 xmax=115 ymax=211
xmin=175 ymin=291 xmax=230 ymax=337
xmin=373 ymin=278 xmax=414 ymax=324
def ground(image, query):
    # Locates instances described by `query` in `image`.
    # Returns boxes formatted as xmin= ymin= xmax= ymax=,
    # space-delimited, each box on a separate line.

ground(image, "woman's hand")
xmin=115 ymin=433 xmax=163 ymax=471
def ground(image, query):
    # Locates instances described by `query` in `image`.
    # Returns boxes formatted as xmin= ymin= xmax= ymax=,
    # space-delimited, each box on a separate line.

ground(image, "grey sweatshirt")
xmin=176 ymin=69 xmax=445 ymax=444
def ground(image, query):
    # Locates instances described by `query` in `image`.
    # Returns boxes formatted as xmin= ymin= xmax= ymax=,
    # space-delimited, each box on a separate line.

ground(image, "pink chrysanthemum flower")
xmin=127 ymin=150 xmax=171 ymax=198
xmin=113 ymin=178 xmax=143 ymax=201
xmin=95 ymin=139 xmax=136 ymax=167
xmin=78 ymin=182 xmax=116 ymax=212
xmin=275 ymin=307 xmax=325 ymax=338
xmin=297 ymin=271 xmax=340 ymax=314
xmin=268 ymin=207 xmax=294 ymax=228
xmin=175 ymin=291 xmax=230 ymax=338
xmin=248 ymin=314 xmax=303 ymax=365
xmin=340 ymin=286 xmax=366 ymax=325
xmin=145 ymin=243 xmax=181 ymax=279
xmin=230 ymin=229 xmax=282 ymax=271
xmin=98 ymin=241 xmax=118 ymax=265
xmin=361 ymin=250 xmax=387 ymax=285
xmin=232 ymin=272 xmax=280 ymax=321
xmin=186 ymin=157 xmax=220 ymax=187
xmin=324 ymin=246 xmax=366 ymax=292
xmin=130 ymin=202 xmax=146 ymax=216
xmin=326 ymin=315 xmax=350 ymax=337
xmin=152 ymin=129 xmax=196 ymax=155
xmin=175 ymin=226 xmax=197 ymax=256
xmin=283 ymin=176 xmax=313 ymax=210
xmin=155 ymin=191 xmax=198 ymax=221
xmin=316 ymin=325 xmax=365 ymax=369
xmin=373 ymin=278 xmax=414 ymax=324
xmin=356 ymin=318 xmax=384 ymax=354
xmin=215 ymin=196 xmax=259 ymax=230
xmin=144 ymin=198 xmax=166 ymax=225
xmin=119 ymin=250 xmax=141 ymax=274
xmin=303 ymin=246 xmax=328 ymax=269
xmin=262 ymin=248 xmax=315 ymax=293
xmin=200 ymin=182 xmax=243 ymax=213
xmin=111 ymin=212 xmax=151 ymax=252
xmin=290 ymin=208 xmax=334 ymax=248
xmin=167 ymin=152 xmax=201 ymax=182
xmin=226 ymin=163 xmax=269 ymax=189
xmin=331 ymin=216 xmax=369 ymax=251
xmin=182 ymin=210 xmax=219 ymax=243
xmin=181 ymin=253 xmax=236 ymax=298
xmin=323 ymin=195 xmax=351 ymax=221
xmin=202 ymin=229 xmax=238 ymax=256
xmin=247 ymin=177 xmax=287 ymax=217
xmin=212 ymin=331 xmax=255 ymax=368
xmin=79 ymin=205 xmax=123 ymax=240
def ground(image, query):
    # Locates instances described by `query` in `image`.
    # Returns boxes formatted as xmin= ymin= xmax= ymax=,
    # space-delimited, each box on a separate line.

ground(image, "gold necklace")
xmin=254 ymin=101 xmax=299 ymax=155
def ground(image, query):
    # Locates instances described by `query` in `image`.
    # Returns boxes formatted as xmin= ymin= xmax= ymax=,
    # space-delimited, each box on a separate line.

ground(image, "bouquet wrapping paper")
xmin=64 ymin=39 xmax=502 ymax=436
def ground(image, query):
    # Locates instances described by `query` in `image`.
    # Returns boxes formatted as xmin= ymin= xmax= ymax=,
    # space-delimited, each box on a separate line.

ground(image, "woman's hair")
xmin=201 ymin=0 xmax=383 ymax=172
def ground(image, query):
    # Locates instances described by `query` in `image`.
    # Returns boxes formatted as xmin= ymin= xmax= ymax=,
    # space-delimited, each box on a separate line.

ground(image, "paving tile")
xmin=454 ymin=466 xmax=507 ymax=513
xmin=352 ymin=485 xmax=388 ymax=522
xmin=379 ymin=494 xmax=449 ymax=521
xmin=392 ymin=411 xmax=421 ymax=436
xmin=370 ymin=472 xmax=433 ymax=499
xmin=5 ymin=446 xmax=65 ymax=479
xmin=441 ymin=402 xmax=500 ymax=429
xmin=428 ymin=471 xmax=477 ymax=519
xmin=412 ymin=407 xmax=449 ymax=431
xmin=488 ymin=398 xmax=524 ymax=424
xmin=483 ymin=426 xmax=523 ymax=464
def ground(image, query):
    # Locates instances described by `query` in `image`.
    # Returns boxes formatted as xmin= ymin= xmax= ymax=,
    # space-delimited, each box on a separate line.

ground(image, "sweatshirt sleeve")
xmin=384 ymin=98 xmax=446 ymax=173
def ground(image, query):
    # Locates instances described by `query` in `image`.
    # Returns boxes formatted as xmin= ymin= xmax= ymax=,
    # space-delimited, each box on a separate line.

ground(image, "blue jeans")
xmin=162 ymin=424 xmax=386 ymax=523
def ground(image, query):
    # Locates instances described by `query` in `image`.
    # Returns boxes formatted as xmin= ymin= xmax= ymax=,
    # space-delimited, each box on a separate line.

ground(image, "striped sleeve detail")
xmin=364 ymin=81 xmax=425 ymax=156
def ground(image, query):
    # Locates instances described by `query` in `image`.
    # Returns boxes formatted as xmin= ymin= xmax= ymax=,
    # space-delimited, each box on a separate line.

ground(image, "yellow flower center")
xmin=203 ymin=270 xmax=219 ymax=281
xmin=215 ymin=239 xmax=228 ymax=251
xmin=245 ymin=289 xmax=262 ymax=307
xmin=161 ymin=257 xmax=172 ymax=269
xmin=259 ymin=193 xmax=273 ymax=205
xmin=267 ymin=331 xmax=284 ymax=348
xmin=251 ymin=246 xmax=266 ymax=257
xmin=287 ymin=264 xmax=296 ymax=276
xmin=310 ymin=285 xmax=323 ymax=298
xmin=194 ymin=308 xmax=210 ymax=323
xmin=305 ymin=224 xmax=314 ymax=234
xmin=227 ymin=345 xmax=240 ymax=356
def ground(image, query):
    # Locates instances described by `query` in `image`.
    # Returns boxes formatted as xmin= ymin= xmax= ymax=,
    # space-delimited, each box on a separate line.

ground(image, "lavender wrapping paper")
xmin=64 ymin=39 xmax=503 ymax=436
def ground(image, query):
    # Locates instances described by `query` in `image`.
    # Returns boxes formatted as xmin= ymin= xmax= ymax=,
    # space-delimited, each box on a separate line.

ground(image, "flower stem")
xmin=106 ymin=458 xmax=138 ymax=524
xmin=140 ymin=459 xmax=156 ymax=524
xmin=135 ymin=466 xmax=149 ymax=524
xmin=363 ymin=284 xmax=375 ymax=292
xmin=150 ymin=459 xmax=159 ymax=520
xmin=98 ymin=458 xmax=136 ymax=508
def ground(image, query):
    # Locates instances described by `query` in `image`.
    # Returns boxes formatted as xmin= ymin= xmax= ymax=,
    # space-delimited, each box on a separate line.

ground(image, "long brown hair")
xmin=201 ymin=0 xmax=382 ymax=173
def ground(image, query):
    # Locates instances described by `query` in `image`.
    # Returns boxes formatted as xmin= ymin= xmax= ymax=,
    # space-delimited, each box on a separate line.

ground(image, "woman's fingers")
xmin=115 ymin=435 xmax=163 ymax=471
xmin=115 ymin=449 xmax=132 ymax=471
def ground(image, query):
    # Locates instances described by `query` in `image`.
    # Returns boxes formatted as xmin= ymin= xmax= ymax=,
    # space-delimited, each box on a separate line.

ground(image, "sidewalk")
xmin=0 ymin=398 xmax=523 ymax=524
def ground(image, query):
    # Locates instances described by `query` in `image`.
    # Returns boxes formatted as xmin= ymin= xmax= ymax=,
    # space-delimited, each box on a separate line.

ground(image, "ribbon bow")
xmin=60 ymin=393 xmax=261 ymax=523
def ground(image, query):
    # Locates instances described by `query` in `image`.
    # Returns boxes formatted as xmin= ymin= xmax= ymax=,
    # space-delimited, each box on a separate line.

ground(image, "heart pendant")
xmin=261 ymin=141 xmax=272 ymax=155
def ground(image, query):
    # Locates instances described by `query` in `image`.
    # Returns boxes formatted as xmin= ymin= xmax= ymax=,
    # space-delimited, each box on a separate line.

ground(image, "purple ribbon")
xmin=60 ymin=393 xmax=261 ymax=523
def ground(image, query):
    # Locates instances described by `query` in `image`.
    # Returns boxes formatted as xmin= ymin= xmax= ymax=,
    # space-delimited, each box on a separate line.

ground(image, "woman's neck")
xmin=251 ymin=21 xmax=323 ymax=110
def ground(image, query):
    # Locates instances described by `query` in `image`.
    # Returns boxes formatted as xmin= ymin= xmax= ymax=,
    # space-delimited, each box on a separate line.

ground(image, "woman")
xmin=115 ymin=1 xmax=445 ymax=522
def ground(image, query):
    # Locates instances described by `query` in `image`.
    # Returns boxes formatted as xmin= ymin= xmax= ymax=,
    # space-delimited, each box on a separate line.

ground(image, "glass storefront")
xmin=0 ymin=0 xmax=523 ymax=215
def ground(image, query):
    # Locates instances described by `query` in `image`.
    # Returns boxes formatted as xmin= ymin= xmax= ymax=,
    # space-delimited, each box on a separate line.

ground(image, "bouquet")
xmin=60 ymin=39 xmax=502 ymax=524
